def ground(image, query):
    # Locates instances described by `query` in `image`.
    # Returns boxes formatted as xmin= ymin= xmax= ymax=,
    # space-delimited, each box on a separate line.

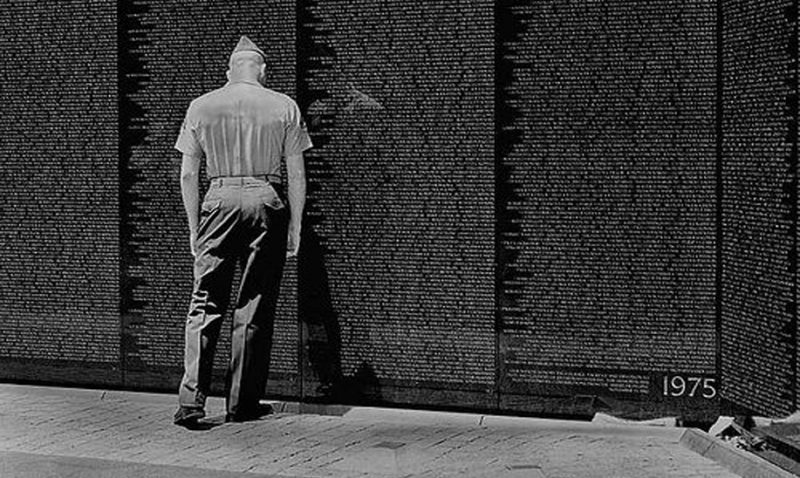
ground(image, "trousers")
xmin=178 ymin=176 xmax=289 ymax=415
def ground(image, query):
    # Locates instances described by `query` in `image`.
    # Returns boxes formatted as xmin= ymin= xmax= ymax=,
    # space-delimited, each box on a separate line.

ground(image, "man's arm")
xmin=285 ymin=152 xmax=306 ymax=257
xmin=180 ymin=154 xmax=201 ymax=256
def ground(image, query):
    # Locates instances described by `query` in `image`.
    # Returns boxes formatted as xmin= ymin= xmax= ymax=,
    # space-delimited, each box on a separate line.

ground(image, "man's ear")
xmin=260 ymin=64 xmax=266 ymax=81
xmin=226 ymin=69 xmax=231 ymax=81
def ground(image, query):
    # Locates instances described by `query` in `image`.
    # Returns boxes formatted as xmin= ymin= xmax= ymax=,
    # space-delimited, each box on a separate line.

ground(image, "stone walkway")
xmin=0 ymin=384 xmax=741 ymax=477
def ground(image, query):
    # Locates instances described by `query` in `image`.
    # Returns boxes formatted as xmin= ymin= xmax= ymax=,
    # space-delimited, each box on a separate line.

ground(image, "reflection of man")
xmin=307 ymin=82 xmax=383 ymax=129
xmin=173 ymin=36 xmax=312 ymax=427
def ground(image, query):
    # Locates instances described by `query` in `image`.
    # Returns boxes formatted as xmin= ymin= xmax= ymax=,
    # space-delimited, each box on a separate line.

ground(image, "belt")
xmin=210 ymin=175 xmax=277 ymax=186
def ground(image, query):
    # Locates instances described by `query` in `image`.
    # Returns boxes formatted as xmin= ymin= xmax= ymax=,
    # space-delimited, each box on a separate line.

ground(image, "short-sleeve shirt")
xmin=174 ymin=79 xmax=312 ymax=180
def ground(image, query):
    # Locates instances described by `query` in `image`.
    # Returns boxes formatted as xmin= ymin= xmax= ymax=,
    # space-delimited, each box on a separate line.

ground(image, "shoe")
xmin=174 ymin=406 xmax=206 ymax=428
xmin=225 ymin=403 xmax=273 ymax=423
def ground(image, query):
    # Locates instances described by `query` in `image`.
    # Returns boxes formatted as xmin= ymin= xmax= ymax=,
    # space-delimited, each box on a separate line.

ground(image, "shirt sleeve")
xmin=283 ymin=100 xmax=313 ymax=157
xmin=174 ymin=103 xmax=204 ymax=159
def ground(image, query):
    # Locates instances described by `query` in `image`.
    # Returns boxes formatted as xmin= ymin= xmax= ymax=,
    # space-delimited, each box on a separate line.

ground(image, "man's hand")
xmin=287 ymin=225 xmax=301 ymax=258
xmin=189 ymin=231 xmax=198 ymax=257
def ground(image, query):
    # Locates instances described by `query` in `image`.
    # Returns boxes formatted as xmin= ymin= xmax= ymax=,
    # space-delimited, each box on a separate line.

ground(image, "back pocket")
xmin=261 ymin=186 xmax=285 ymax=210
xmin=201 ymin=198 xmax=222 ymax=214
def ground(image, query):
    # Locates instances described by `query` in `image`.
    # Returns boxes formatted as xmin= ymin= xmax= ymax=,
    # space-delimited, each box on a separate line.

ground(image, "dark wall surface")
xmin=0 ymin=0 xmax=120 ymax=385
xmin=497 ymin=1 xmax=718 ymax=417
xmin=297 ymin=0 xmax=497 ymax=408
xmin=0 ymin=0 xmax=796 ymax=419
xmin=721 ymin=0 xmax=798 ymax=417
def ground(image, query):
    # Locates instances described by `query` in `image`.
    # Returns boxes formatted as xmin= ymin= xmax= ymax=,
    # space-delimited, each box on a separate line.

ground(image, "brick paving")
xmin=0 ymin=384 xmax=740 ymax=477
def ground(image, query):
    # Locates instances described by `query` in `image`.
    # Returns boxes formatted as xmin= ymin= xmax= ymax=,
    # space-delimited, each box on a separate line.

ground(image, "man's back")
xmin=181 ymin=80 xmax=307 ymax=181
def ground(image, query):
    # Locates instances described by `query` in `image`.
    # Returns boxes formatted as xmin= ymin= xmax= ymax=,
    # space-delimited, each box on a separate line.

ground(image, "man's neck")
xmin=228 ymin=74 xmax=261 ymax=86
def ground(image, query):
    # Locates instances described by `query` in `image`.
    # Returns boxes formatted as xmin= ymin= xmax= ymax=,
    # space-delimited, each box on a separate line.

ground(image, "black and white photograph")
xmin=0 ymin=0 xmax=798 ymax=476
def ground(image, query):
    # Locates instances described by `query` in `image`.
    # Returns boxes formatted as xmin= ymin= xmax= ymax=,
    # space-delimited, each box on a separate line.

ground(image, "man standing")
xmin=173 ymin=36 xmax=311 ymax=427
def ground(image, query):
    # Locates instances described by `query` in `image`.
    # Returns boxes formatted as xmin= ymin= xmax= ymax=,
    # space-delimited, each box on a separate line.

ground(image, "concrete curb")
xmin=680 ymin=428 xmax=796 ymax=478
xmin=268 ymin=400 xmax=685 ymax=437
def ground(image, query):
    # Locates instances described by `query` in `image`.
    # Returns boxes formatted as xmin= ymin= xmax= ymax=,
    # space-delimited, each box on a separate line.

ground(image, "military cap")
xmin=231 ymin=35 xmax=267 ymax=62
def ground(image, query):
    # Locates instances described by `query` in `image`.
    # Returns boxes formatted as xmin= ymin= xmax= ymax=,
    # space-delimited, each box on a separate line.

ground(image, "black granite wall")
xmin=0 ymin=0 xmax=795 ymax=419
